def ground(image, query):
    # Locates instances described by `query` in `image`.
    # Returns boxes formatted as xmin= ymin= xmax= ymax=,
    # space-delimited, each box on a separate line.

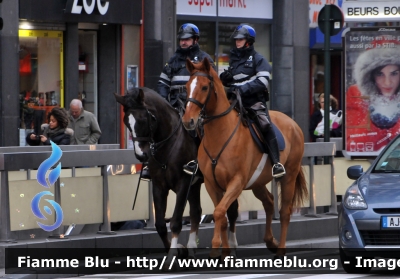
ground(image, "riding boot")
xmin=263 ymin=124 xmax=286 ymax=179
xmin=251 ymin=103 xmax=286 ymax=179
xmin=140 ymin=162 xmax=151 ymax=181
xmin=183 ymin=130 xmax=203 ymax=178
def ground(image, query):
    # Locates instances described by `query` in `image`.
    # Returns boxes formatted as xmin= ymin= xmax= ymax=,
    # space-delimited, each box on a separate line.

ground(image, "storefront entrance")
xmin=78 ymin=30 xmax=98 ymax=117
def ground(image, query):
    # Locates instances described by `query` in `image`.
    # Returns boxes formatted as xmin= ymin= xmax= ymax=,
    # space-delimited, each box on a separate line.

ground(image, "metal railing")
xmin=0 ymin=142 xmax=352 ymax=241
xmin=0 ymin=145 xmax=139 ymax=242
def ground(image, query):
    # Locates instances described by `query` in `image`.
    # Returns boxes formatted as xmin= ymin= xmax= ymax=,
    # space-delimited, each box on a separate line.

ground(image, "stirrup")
xmin=272 ymin=163 xmax=286 ymax=179
xmin=183 ymin=160 xmax=198 ymax=176
xmin=140 ymin=166 xmax=151 ymax=182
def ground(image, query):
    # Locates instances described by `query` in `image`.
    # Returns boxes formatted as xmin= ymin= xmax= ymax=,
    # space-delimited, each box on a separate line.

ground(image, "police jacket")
xmin=158 ymin=44 xmax=215 ymax=106
xmin=228 ymin=45 xmax=271 ymax=108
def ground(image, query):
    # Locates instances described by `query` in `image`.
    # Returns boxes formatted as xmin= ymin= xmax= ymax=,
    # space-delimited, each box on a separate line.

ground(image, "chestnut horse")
xmin=182 ymin=58 xmax=308 ymax=258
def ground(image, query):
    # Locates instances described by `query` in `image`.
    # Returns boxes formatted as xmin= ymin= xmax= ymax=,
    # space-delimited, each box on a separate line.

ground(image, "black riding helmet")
xmin=231 ymin=24 xmax=256 ymax=44
xmin=177 ymin=23 xmax=200 ymax=40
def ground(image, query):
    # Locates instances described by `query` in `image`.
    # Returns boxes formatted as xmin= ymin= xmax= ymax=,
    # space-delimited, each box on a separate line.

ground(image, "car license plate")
xmin=382 ymin=216 xmax=400 ymax=228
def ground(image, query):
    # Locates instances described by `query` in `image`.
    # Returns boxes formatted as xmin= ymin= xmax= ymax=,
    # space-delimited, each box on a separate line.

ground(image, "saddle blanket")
xmin=249 ymin=122 xmax=286 ymax=153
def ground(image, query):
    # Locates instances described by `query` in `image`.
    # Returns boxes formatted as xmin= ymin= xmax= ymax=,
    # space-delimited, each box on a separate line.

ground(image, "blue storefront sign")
xmin=310 ymin=27 xmax=344 ymax=48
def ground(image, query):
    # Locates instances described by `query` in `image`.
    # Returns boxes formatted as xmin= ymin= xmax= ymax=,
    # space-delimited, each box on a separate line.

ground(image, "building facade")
xmin=0 ymin=0 xmax=310 ymax=146
xmin=0 ymin=0 xmax=142 ymax=146
xmin=142 ymin=0 xmax=310 ymax=141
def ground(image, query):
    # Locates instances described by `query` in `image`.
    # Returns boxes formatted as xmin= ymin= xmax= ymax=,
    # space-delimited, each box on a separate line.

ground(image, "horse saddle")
xmin=248 ymin=121 xmax=285 ymax=153
xmin=228 ymin=92 xmax=285 ymax=154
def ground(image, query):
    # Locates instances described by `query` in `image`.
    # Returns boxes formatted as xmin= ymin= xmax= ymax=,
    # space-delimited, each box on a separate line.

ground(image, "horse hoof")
xmin=266 ymin=238 xmax=279 ymax=253
xmin=267 ymin=247 xmax=277 ymax=254
xmin=273 ymin=254 xmax=284 ymax=260
xmin=208 ymin=255 xmax=222 ymax=270
xmin=177 ymin=245 xmax=188 ymax=259
xmin=162 ymin=261 xmax=178 ymax=272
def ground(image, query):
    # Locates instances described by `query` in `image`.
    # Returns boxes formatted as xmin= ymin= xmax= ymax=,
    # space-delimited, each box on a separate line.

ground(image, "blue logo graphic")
xmin=31 ymin=142 xmax=64 ymax=231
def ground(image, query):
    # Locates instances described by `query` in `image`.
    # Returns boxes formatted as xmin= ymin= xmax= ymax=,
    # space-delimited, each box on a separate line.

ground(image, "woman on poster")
xmin=346 ymin=39 xmax=400 ymax=153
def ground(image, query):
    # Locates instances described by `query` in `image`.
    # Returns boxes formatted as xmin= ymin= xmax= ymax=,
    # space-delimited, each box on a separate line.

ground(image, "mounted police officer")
xmin=219 ymin=24 xmax=285 ymax=179
xmin=140 ymin=23 xmax=216 ymax=181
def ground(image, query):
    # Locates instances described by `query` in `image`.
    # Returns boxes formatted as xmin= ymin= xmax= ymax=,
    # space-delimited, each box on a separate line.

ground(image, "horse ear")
xmin=137 ymin=88 xmax=145 ymax=104
xmin=114 ymin=93 xmax=125 ymax=106
xmin=203 ymin=57 xmax=211 ymax=73
xmin=186 ymin=58 xmax=195 ymax=74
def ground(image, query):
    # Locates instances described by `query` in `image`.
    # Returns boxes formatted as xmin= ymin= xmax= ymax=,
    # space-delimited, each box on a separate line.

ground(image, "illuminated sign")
xmin=66 ymin=0 xmax=110 ymax=15
xmin=342 ymin=1 xmax=400 ymax=22
xmin=176 ymin=0 xmax=273 ymax=19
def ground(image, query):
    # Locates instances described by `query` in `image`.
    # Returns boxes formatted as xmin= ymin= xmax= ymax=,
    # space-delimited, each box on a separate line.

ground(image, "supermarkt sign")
xmin=342 ymin=1 xmax=400 ymax=22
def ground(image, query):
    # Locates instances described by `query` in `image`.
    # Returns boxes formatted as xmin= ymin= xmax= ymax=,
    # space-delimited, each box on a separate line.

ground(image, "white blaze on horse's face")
xmin=128 ymin=114 xmax=144 ymax=156
xmin=187 ymin=77 xmax=198 ymax=109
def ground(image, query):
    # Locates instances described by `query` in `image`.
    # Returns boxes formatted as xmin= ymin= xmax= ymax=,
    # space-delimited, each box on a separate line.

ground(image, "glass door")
xmin=78 ymin=31 xmax=98 ymax=117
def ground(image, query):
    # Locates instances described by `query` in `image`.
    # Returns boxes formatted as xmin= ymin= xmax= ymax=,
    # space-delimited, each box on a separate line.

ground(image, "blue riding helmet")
xmin=177 ymin=23 xmax=200 ymax=40
xmin=231 ymin=24 xmax=256 ymax=43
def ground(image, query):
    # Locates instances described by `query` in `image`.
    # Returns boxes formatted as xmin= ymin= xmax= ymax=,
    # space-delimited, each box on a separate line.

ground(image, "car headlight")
xmin=344 ymin=184 xmax=367 ymax=210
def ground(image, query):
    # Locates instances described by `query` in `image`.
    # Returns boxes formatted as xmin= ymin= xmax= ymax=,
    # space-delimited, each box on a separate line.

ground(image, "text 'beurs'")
xmin=347 ymin=6 xmax=400 ymax=16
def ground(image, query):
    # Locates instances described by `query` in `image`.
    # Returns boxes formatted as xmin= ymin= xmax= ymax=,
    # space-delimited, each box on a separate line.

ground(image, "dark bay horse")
xmin=182 ymin=58 xmax=308 ymax=258
xmin=115 ymin=88 xmax=203 ymax=260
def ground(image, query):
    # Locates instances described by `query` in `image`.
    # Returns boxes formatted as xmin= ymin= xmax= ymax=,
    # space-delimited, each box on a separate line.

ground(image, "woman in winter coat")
xmin=26 ymin=107 xmax=73 ymax=146
xmin=309 ymin=93 xmax=342 ymax=142
xmin=346 ymin=39 xmax=400 ymax=153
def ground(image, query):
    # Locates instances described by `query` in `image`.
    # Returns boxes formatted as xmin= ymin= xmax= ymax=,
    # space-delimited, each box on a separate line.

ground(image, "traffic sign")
xmin=318 ymin=4 xmax=344 ymax=36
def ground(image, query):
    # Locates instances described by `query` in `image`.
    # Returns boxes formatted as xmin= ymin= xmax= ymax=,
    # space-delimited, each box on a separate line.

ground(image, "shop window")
xmin=19 ymin=30 xmax=63 ymax=135
xmin=218 ymin=22 xmax=271 ymax=75
xmin=175 ymin=20 xmax=271 ymax=76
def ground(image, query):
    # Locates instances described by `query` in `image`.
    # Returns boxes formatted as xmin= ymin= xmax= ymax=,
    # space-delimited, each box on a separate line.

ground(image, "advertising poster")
xmin=344 ymin=27 xmax=400 ymax=157
xmin=127 ymin=65 xmax=138 ymax=91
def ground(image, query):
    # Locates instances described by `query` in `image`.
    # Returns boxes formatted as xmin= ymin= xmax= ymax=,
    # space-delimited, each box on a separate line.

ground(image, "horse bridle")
xmin=128 ymin=107 xmax=181 ymax=169
xmin=129 ymin=108 xmax=157 ymax=142
xmin=186 ymin=71 xmax=238 ymax=124
xmin=186 ymin=72 xmax=214 ymax=117
xmin=186 ymin=71 xmax=241 ymax=190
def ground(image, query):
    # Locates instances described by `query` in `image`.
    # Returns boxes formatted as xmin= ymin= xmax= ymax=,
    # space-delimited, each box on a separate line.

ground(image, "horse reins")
xmin=129 ymin=104 xmax=195 ymax=211
xmin=130 ymin=107 xmax=181 ymax=169
xmin=186 ymin=71 xmax=242 ymax=191
xmin=130 ymin=108 xmax=156 ymax=142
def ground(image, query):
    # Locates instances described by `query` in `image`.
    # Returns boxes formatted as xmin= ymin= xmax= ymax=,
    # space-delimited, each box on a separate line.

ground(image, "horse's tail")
xmin=292 ymin=166 xmax=308 ymax=208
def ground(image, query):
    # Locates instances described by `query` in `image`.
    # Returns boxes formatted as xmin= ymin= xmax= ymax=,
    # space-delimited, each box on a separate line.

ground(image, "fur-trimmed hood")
xmin=354 ymin=46 xmax=400 ymax=96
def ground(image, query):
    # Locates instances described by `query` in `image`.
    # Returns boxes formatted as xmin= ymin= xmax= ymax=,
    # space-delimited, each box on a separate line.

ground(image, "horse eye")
xmin=202 ymin=86 xmax=208 ymax=91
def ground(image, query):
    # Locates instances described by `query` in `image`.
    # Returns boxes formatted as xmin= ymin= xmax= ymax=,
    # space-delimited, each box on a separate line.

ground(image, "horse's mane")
xmin=189 ymin=58 xmax=248 ymax=126
xmin=191 ymin=60 xmax=221 ymax=86
xmin=123 ymin=87 xmax=175 ymax=113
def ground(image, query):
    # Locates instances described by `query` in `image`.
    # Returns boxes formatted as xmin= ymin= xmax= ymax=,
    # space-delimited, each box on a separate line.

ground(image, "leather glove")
xmin=227 ymin=87 xmax=242 ymax=100
xmin=219 ymin=69 xmax=233 ymax=87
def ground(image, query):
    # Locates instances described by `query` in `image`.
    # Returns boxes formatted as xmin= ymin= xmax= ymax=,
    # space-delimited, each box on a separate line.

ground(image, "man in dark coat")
xmin=141 ymin=23 xmax=215 ymax=181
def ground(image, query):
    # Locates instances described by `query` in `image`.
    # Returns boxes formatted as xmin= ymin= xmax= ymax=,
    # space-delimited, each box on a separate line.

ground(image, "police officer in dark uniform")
xmin=219 ymin=24 xmax=285 ymax=179
xmin=140 ymin=23 xmax=215 ymax=181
